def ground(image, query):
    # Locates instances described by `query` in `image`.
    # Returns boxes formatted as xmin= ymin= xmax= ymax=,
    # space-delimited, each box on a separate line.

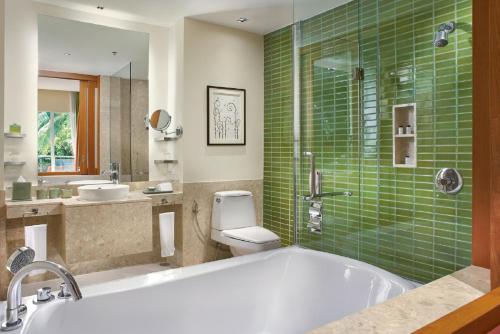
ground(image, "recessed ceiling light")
xmin=64 ymin=52 xmax=71 ymax=56
xmin=236 ymin=17 xmax=248 ymax=23
xmin=97 ymin=5 xmax=104 ymax=10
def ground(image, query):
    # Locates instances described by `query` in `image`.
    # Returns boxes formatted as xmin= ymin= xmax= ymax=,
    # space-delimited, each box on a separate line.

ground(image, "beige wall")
xmin=0 ymin=0 xmax=5 ymax=189
xmin=3 ymin=0 xmax=38 ymax=186
xmin=182 ymin=19 xmax=264 ymax=183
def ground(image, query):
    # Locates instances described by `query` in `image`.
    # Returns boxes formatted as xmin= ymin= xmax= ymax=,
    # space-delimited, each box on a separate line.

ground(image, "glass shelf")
xmin=4 ymin=133 xmax=26 ymax=138
xmin=4 ymin=161 xmax=26 ymax=166
xmin=153 ymin=160 xmax=178 ymax=164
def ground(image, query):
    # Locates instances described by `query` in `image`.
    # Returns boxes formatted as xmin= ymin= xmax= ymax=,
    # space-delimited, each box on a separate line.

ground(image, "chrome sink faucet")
xmin=1 ymin=261 xmax=82 ymax=331
xmin=102 ymin=162 xmax=120 ymax=184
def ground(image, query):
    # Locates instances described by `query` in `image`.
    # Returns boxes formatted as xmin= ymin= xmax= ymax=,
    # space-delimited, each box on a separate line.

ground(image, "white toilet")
xmin=211 ymin=191 xmax=281 ymax=256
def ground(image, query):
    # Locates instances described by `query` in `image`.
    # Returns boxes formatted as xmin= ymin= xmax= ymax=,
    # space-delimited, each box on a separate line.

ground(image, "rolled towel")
xmin=159 ymin=212 xmax=175 ymax=257
xmin=25 ymin=224 xmax=47 ymax=276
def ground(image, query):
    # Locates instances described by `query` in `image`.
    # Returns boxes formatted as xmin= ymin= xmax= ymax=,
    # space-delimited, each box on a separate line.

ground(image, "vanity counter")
xmin=6 ymin=191 xmax=183 ymax=219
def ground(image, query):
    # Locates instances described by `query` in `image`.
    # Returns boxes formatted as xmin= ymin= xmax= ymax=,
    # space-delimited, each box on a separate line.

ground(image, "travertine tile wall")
xmin=100 ymin=76 xmax=111 ymax=172
xmin=181 ymin=180 xmax=263 ymax=266
xmin=63 ymin=201 xmax=152 ymax=265
xmin=130 ymin=79 xmax=149 ymax=181
xmin=102 ymin=76 xmax=149 ymax=181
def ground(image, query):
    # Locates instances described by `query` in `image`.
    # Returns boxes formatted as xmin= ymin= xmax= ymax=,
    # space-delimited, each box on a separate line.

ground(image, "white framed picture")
xmin=207 ymin=86 xmax=246 ymax=145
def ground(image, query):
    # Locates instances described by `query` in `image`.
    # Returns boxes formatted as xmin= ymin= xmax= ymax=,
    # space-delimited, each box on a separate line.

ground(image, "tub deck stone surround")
xmin=308 ymin=266 xmax=490 ymax=334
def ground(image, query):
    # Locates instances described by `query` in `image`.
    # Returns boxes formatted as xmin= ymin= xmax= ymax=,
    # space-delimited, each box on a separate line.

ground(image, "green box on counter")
xmin=12 ymin=182 xmax=32 ymax=201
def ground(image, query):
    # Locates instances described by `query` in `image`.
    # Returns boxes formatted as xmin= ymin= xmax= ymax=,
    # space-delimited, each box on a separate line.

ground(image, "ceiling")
xmin=39 ymin=15 xmax=149 ymax=79
xmin=35 ymin=0 xmax=351 ymax=35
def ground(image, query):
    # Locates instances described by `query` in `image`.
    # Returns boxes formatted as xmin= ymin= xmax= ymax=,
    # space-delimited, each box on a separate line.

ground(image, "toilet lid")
xmin=222 ymin=226 xmax=280 ymax=244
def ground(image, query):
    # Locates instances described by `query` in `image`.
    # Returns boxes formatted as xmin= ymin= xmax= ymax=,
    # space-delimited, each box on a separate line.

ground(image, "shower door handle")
xmin=304 ymin=152 xmax=317 ymax=199
xmin=302 ymin=152 xmax=353 ymax=201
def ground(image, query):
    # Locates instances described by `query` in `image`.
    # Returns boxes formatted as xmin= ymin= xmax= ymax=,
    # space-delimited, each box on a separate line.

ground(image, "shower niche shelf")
xmin=393 ymin=103 xmax=417 ymax=168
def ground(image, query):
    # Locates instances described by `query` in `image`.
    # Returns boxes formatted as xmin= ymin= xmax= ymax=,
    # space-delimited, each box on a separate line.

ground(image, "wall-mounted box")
xmin=393 ymin=103 xmax=417 ymax=168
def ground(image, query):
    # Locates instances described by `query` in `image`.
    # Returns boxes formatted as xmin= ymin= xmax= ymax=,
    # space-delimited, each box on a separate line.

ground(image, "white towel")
xmin=159 ymin=212 xmax=175 ymax=257
xmin=25 ymin=224 xmax=47 ymax=276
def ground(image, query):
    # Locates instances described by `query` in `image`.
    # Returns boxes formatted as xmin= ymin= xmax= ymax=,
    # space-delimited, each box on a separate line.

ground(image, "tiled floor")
xmin=21 ymin=263 xmax=174 ymax=297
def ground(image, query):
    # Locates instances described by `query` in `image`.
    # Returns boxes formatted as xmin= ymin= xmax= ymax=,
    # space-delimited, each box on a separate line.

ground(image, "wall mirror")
xmin=37 ymin=15 xmax=149 ymax=181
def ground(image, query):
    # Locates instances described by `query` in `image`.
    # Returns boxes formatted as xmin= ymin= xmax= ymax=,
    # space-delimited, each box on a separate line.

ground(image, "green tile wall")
xmin=263 ymin=27 xmax=294 ymax=246
xmin=263 ymin=0 xmax=472 ymax=283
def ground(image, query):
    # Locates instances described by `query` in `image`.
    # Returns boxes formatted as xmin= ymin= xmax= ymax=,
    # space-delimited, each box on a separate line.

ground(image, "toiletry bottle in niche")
xmin=405 ymin=154 xmax=411 ymax=165
xmin=406 ymin=124 xmax=412 ymax=134
xmin=398 ymin=126 xmax=404 ymax=135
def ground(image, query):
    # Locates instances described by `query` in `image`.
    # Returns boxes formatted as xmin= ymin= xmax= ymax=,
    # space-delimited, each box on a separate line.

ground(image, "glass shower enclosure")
xmin=289 ymin=0 xmax=473 ymax=282
xmin=294 ymin=0 xmax=361 ymax=259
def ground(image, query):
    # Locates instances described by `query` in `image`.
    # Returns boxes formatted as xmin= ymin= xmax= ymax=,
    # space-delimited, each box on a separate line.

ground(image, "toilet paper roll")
xmin=159 ymin=212 xmax=175 ymax=257
xmin=25 ymin=224 xmax=47 ymax=276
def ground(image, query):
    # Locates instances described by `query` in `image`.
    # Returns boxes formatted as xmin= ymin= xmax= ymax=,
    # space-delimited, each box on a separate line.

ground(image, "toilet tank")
xmin=212 ymin=191 xmax=256 ymax=231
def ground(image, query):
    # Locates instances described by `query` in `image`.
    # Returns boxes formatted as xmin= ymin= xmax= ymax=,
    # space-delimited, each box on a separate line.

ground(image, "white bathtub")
xmin=5 ymin=247 xmax=415 ymax=334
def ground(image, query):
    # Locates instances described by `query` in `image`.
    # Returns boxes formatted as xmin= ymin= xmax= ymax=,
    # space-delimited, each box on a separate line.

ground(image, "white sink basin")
xmin=78 ymin=184 xmax=129 ymax=202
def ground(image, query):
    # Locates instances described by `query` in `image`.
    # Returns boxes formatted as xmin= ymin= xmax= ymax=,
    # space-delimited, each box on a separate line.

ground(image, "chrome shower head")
xmin=6 ymin=247 xmax=35 ymax=274
xmin=434 ymin=22 xmax=455 ymax=47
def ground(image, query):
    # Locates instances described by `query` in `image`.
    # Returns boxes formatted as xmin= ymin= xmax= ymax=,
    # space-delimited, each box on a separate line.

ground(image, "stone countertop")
xmin=308 ymin=266 xmax=490 ymax=334
xmin=6 ymin=192 xmax=151 ymax=208
xmin=5 ymin=191 xmax=183 ymax=219
xmin=6 ymin=191 xmax=183 ymax=206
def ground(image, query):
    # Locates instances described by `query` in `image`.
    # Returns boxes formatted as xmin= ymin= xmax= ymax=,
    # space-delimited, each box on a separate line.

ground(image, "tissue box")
xmin=9 ymin=123 xmax=21 ymax=134
xmin=12 ymin=182 xmax=32 ymax=201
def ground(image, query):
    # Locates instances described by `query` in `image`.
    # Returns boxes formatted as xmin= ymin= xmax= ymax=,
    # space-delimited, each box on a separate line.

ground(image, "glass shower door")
xmin=295 ymin=13 xmax=361 ymax=258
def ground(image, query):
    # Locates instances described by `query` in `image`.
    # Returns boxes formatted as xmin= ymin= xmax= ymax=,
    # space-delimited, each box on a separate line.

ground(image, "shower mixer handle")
xmin=304 ymin=152 xmax=317 ymax=199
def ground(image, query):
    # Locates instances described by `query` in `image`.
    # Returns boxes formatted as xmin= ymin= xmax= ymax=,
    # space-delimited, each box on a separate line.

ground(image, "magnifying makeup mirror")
xmin=147 ymin=109 xmax=172 ymax=131
xmin=145 ymin=109 xmax=183 ymax=137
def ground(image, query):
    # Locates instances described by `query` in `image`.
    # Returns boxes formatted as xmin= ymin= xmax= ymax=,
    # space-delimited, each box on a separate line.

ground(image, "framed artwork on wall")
xmin=207 ymin=86 xmax=246 ymax=145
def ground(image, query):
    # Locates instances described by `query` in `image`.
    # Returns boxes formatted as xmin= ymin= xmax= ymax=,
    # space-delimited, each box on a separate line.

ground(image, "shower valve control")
xmin=308 ymin=200 xmax=323 ymax=234
xmin=435 ymin=168 xmax=463 ymax=194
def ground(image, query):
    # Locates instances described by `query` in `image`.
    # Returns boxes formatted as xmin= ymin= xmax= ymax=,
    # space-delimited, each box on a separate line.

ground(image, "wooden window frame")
xmin=38 ymin=70 xmax=100 ymax=176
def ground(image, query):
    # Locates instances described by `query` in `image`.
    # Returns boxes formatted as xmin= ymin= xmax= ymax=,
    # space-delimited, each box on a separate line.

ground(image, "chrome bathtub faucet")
xmin=1 ymin=261 xmax=83 ymax=332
